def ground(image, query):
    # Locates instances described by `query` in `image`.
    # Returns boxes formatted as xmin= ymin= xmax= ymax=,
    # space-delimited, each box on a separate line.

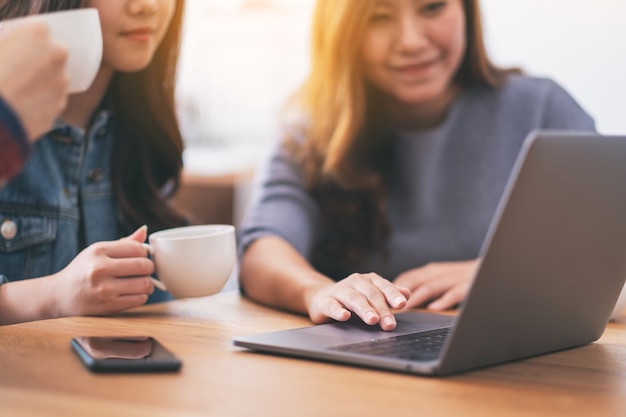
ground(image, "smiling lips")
xmin=391 ymin=58 xmax=439 ymax=79
xmin=120 ymin=27 xmax=154 ymax=42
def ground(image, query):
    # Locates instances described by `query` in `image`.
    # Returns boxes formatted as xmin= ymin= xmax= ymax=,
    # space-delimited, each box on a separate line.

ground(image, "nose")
xmin=395 ymin=15 xmax=428 ymax=53
xmin=128 ymin=0 xmax=158 ymax=15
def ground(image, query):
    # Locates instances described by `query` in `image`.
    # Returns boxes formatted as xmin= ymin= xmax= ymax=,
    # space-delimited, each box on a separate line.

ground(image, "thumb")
xmin=125 ymin=225 xmax=148 ymax=244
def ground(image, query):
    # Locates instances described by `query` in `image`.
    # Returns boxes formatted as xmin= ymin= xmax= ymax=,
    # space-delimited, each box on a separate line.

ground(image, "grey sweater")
xmin=239 ymin=76 xmax=596 ymax=281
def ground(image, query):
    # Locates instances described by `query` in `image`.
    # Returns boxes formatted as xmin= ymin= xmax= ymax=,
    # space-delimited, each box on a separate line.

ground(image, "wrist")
xmin=300 ymin=278 xmax=332 ymax=316
xmin=0 ymin=95 xmax=32 ymax=144
xmin=39 ymin=273 xmax=67 ymax=319
xmin=0 ymin=275 xmax=59 ymax=325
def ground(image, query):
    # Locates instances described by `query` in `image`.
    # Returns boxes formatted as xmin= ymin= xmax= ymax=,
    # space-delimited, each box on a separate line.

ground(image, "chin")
xmin=394 ymin=91 xmax=443 ymax=106
xmin=114 ymin=57 xmax=154 ymax=73
xmin=392 ymin=83 xmax=451 ymax=106
xmin=117 ymin=64 xmax=151 ymax=73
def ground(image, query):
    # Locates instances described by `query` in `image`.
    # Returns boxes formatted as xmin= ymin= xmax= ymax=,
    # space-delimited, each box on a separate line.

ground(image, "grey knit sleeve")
xmin=238 ymin=141 xmax=321 ymax=260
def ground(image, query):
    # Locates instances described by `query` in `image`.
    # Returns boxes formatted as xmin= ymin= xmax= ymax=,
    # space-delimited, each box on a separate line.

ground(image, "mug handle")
xmin=143 ymin=243 xmax=168 ymax=292
xmin=150 ymin=277 xmax=167 ymax=292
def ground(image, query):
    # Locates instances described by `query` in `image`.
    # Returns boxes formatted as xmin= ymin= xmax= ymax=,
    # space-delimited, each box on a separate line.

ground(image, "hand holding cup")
xmin=0 ymin=8 xmax=102 ymax=94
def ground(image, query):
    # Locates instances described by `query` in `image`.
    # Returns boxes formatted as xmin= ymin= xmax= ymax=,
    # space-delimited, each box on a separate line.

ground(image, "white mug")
xmin=148 ymin=225 xmax=236 ymax=299
xmin=0 ymin=8 xmax=102 ymax=93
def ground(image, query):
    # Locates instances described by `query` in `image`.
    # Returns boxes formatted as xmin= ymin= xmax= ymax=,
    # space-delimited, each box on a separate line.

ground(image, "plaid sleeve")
xmin=0 ymin=95 xmax=30 ymax=186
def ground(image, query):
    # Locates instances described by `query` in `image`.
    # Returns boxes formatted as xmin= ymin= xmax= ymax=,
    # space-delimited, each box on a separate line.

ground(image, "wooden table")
xmin=2 ymin=292 xmax=626 ymax=417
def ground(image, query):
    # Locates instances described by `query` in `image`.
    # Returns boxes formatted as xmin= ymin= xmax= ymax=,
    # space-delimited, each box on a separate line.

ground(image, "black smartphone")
xmin=71 ymin=336 xmax=182 ymax=373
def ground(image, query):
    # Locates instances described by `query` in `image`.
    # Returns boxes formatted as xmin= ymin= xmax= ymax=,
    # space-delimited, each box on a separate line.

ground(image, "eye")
xmin=369 ymin=11 xmax=393 ymax=24
xmin=422 ymin=1 xmax=447 ymax=16
xmin=368 ymin=4 xmax=395 ymax=25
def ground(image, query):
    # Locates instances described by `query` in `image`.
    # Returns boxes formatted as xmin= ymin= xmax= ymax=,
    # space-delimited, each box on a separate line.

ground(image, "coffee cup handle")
xmin=143 ymin=243 xmax=168 ymax=292
xmin=150 ymin=277 xmax=167 ymax=292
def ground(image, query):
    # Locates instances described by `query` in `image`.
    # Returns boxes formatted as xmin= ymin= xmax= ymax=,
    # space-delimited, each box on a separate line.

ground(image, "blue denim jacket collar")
xmin=0 ymin=108 xmax=117 ymax=278
xmin=49 ymin=108 xmax=112 ymax=145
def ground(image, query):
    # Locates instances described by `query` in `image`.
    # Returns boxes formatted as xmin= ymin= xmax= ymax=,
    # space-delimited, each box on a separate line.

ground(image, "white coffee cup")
xmin=148 ymin=225 xmax=236 ymax=299
xmin=610 ymin=281 xmax=626 ymax=321
xmin=0 ymin=8 xmax=102 ymax=93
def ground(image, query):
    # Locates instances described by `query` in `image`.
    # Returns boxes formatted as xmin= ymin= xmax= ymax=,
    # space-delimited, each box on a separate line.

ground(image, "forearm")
xmin=0 ymin=275 xmax=59 ymax=325
xmin=240 ymin=235 xmax=334 ymax=316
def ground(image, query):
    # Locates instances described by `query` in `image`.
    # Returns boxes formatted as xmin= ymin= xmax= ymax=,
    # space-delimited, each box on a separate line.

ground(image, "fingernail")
xmin=335 ymin=309 xmax=351 ymax=321
xmin=393 ymin=296 xmax=406 ymax=307
xmin=365 ymin=311 xmax=377 ymax=323
xmin=383 ymin=316 xmax=395 ymax=327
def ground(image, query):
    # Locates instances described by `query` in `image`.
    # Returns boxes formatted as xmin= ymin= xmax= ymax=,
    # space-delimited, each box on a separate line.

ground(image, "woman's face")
xmin=360 ymin=0 xmax=466 ymax=106
xmin=86 ymin=0 xmax=176 ymax=73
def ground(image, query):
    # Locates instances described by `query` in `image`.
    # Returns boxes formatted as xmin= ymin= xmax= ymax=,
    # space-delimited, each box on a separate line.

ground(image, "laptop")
xmin=233 ymin=131 xmax=626 ymax=376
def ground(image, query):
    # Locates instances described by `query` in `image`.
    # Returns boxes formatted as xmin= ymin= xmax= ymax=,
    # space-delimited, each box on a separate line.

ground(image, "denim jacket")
xmin=0 ymin=109 xmax=171 ymax=303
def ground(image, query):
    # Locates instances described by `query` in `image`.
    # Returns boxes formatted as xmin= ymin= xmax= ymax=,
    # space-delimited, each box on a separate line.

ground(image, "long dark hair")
xmin=290 ymin=0 xmax=520 ymax=278
xmin=110 ymin=0 xmax=188 ymax=233
xmin=0 ymin=0 xmax=188 ymax=233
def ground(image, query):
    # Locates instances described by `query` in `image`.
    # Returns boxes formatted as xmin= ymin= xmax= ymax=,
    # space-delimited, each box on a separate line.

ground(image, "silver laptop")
xmin=233 ymin=131 xmax=626 ymax=376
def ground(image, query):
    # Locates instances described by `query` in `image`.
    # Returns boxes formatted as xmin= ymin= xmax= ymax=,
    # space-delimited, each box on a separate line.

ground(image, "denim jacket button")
xmin=1 ymin=219 xmax=17 ymax=240
xmin=87 ymin=168 xmax=105 ymax=183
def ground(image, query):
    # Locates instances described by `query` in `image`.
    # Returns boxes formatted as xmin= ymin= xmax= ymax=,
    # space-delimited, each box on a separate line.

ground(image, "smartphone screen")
xmin=71 ymin=336 xmax=182 ymax=373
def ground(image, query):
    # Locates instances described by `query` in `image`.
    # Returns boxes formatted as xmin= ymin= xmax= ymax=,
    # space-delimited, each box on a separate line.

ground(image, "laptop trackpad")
xmin=297 ymin=311 xmax=456 ymax=347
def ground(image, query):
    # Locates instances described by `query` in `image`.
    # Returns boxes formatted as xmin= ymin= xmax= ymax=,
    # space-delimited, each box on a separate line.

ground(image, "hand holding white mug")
xmin=0 ymin=8 xmax=103 ymax=141
xmin=49 ymin=226 xmax=155 ymax=318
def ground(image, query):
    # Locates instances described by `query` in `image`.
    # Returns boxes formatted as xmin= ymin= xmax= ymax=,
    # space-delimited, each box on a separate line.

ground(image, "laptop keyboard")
xmin=328 ymin=328 xmax=451 ymax=361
